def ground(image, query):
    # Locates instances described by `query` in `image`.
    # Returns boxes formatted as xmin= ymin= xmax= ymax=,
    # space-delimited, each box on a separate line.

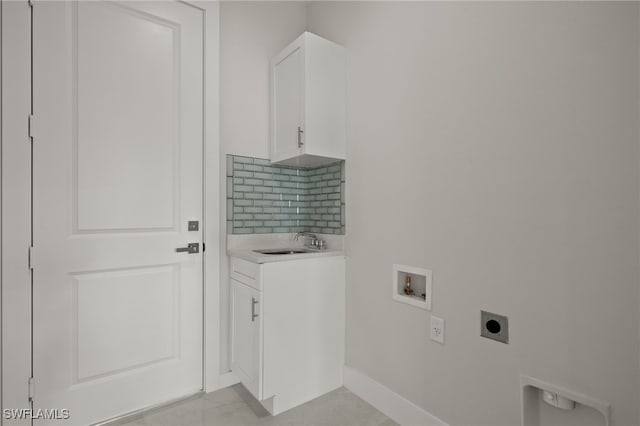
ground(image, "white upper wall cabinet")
xmin=270 ymin=32 xmax=346 ymax=167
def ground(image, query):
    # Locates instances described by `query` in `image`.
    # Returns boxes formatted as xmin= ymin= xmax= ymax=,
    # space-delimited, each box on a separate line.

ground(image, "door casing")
xmin=1 ymin=2 xmax=32 ymax=425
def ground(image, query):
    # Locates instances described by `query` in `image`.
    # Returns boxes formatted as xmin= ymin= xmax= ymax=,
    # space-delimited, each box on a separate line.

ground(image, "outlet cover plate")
xmin=480 ymin=310 xmax=508 ymax=344
xmin=430 ymin=315 xmax=445 ymax=344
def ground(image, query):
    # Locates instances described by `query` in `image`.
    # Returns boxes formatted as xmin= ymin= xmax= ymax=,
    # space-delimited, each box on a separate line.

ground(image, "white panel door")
xmin=271 ymin=44 xmax=304 ymax=163
xmin=231 ymin=279 xmax=262 ymax=401
xmin=32 ymin=2 xmax=204 ymax=424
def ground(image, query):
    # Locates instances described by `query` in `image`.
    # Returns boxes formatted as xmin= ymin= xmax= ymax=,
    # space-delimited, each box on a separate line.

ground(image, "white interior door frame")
xmin=1 ymin=1 xmax=226 ymax=422
xmin=188 ymin=0 xmax=236 ymax=393
xmin=1 ymin=2 xmax=32 ymax=425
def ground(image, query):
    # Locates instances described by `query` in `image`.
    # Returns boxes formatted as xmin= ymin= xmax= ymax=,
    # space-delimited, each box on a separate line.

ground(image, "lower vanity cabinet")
xmin=230 ymin=278 xmax=262 ymax=400
xmin=230 ymin=255 xmax=345 ymax=416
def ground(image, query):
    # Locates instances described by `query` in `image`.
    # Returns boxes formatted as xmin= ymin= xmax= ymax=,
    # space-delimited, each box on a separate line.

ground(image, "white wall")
xmin=220 ymin=1 xmax=307 ymax=160
xmin=307 ymin=2 xmax=640 ymax=425
xmin=219 ymin=1 xmax=307 ymax=371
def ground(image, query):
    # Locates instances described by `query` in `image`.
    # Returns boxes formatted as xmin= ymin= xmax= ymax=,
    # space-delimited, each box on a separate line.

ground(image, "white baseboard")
xmin=206 ymin=371 xmax=240 ymax=393
xmin=343 ymin=366 xmax=449 ymax=426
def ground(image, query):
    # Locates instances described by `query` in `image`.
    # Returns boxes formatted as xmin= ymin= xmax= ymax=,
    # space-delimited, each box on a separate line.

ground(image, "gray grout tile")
xmin=233 ymin=156 xmax=254 ymax=164
xmin=227 ymin=155 xmax=346 ymax=236
xmin=254 ymin=227 xmax=273 ymax=233
xmin=244 ymin=164 xmax=264 ymax=172
xmin=226 ymin=155 xmax=234 ymax=177
xmin=234 ymin=227 xmax=253 ymax=234
xmin=272 ymin=227 xmax=291 ymax=233
xmin=254 ymin=158 xmax=271 ymax=166
xmin=235 ymin=170 xmax=254 ymax=178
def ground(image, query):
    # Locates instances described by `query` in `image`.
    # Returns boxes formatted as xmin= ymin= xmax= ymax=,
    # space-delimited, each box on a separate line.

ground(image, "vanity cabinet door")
xmin=231 ymin=278 xmax=262 ymax=400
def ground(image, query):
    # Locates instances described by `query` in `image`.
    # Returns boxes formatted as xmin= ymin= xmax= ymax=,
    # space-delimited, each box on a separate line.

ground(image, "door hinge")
xmin=28 ymin=246 xmax=35 ymax=270
xmin=28 ymin=377 xmax=35 ymax=402
xmin=28 ymin=114 xmax=35 ymax=140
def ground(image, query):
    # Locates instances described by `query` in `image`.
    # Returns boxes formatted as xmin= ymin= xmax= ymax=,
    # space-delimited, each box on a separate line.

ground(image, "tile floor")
xmin=119 ymin=385 xmax=397 ymax=426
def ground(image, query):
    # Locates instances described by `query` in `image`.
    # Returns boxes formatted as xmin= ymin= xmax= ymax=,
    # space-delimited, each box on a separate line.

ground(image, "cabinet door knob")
xmin=251 ymin=297 xmax=259 ymax=322
xmin=297 ymin=126 xmax=304 ymax=148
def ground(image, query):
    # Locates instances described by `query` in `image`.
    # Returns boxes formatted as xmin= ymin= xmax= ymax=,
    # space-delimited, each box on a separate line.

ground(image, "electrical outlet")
xmin=430 ymin=315 xmax=445 ymax=344
xmin=480 ymin=310 xmax=509 ymax=344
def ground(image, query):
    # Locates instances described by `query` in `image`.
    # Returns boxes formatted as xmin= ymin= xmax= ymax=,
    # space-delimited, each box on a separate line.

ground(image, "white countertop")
xmin=226 ymin=232 xmax=345 ymax=264
xmin=228 ymin=248 xmax=345 ymax=264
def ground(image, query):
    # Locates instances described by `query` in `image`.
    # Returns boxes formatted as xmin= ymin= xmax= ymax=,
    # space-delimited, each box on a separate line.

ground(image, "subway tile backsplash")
xmin=226 ymin=155 xmax=345 ymax=235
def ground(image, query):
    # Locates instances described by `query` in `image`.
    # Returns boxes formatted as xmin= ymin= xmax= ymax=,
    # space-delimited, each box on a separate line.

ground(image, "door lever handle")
xmin=176 ymin=243 xmax=199 ymax=254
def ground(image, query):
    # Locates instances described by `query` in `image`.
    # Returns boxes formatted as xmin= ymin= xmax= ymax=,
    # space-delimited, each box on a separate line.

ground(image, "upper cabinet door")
xmin=270 ymin=32 xmax=345 ymax=168
xmin=271 ymin=39 xmax=304 ymax=164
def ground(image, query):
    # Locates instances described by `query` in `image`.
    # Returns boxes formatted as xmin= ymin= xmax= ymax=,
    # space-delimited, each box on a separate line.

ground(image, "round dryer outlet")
xmin=480 ymin=310 xmax=509 ymax=344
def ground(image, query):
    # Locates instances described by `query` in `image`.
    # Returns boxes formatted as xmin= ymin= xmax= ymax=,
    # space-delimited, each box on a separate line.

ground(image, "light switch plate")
xmin=430 ymin=315 xmax=445 ymax=344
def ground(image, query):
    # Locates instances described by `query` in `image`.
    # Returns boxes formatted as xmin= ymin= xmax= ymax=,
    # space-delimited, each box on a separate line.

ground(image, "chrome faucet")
xmin=294 ymin=232 xmax=326 ymax=250
xmin=294 ymin=232 xmax=317 ymax=242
